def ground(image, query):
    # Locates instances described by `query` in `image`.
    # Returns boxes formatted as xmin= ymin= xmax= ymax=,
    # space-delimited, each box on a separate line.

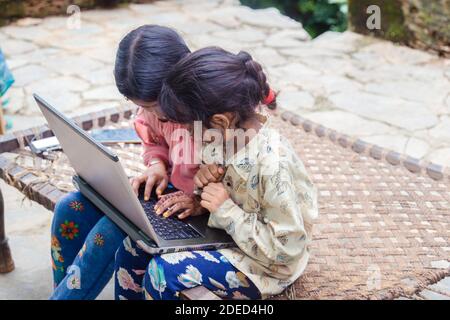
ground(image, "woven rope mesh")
xmin=6 ymin=114 xmax=450 ymax=299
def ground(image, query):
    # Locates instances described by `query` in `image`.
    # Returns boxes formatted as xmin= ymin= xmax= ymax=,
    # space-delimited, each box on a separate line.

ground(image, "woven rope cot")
xmin=0 ymin=106 xmax=449 ymax=299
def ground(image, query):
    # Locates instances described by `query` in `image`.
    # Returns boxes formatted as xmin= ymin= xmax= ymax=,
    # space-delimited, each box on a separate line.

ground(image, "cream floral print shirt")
xmin=203 ymin=115 xmax=318 ymax=298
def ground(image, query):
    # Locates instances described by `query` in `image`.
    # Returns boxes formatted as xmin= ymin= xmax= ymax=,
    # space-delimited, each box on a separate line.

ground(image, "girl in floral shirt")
xmin=114 ymin=47 xmax=317 ymax=299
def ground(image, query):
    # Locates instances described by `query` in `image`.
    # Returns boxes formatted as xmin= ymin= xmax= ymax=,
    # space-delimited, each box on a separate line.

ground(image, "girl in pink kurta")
xmin=50 ymin=25 xmax=201 ymax=300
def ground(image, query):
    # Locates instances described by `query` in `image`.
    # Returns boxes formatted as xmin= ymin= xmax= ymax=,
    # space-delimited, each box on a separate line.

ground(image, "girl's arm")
xmin=203 ymin=161 xmax=317 ymax=266
xmin=134 ymin=108 xmax=170 ymax=167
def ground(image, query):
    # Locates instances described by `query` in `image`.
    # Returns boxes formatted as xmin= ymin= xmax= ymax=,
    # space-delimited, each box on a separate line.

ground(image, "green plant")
xmin=241 ymin=0 xmax=348 ymax=38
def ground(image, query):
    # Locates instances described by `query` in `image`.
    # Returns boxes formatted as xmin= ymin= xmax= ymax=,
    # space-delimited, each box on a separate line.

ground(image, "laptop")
xmin=34 ymin=94 xmax=235 ymax=254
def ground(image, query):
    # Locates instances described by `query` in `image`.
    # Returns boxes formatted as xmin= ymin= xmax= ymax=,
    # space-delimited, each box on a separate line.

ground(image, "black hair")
xmin=158 ymin=47 xmax=276 ymax=126
xmin=114 ymin=25 xmax=191 ymax=102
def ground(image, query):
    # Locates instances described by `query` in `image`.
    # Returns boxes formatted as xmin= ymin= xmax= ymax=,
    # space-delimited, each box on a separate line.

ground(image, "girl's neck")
xmin=238 ymin=114 xmax=264 ymax=133
xmin=225 ymin=114 xmax=266 ymax=158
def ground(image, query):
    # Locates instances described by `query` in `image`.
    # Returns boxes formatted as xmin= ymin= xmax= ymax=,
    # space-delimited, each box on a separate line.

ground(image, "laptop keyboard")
xmin=139 ymin=198 xmax=202 ymax=241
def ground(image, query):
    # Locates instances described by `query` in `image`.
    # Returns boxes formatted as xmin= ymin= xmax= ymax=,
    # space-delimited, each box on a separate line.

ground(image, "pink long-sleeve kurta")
xmin=134 ymin=107 xmax=198 ymax=195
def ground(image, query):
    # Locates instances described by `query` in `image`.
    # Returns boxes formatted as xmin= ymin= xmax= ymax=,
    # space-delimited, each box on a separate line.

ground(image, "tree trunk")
xmin=348 ymin=0 xmax=450 ymax=57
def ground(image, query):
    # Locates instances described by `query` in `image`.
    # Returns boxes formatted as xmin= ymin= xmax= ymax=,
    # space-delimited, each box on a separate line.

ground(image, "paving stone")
xmin=417 ymin=289 xmax=450 ymax=300
xmin=430 ymin=260 xmax=450 ymax=269
xmin=426 ymin=148 xmax=450 ymax=167
xmin=1 ymin=39 xmax=38 ymax=56
xmin=15 ymin=17 xmax=43 ymax=27
xmin=26 ymin=76 xmax=91 ymax=96
xmin=278 ymin=90 xmax=315 ymax=112
xmin=48 ymin=34 xmax=112 ymax=51
xmin=24 ymin=90 xmax=82 ymax=115
xmin=204 ymin=8 xmax=241 ymax=28
xmin=6 ymin=115 xmax=47 ymax=132
xmin=84 ymin=47 xmax=117 ymax=65
xmin=312 ymin=31 xmax=368 ymax=54
xmin=177 ymin=20 xmax=223 ymax=35
xmin=348 ymin=64 xmax=447 ymax=89
xmin=237 ymin=7 xmax=302 ymax=29
xmin=428 ymin=277 xmax=450 ymax=294
xmin=128 ymin=3 xmax=168 ymax=16
xmin=200 ymin=5 xmax=252 ymax=28
xmin=79 ymin=68 xmax=115 ymax=86
xmin=329 ymin=91 xmax=439 ymax=131
xmin=9 ymin=48 xmax=61 ymax=69
xmin=394 ymin=296 xmax=413 ymax=300
xmin=249 ymin=47 xmax=286 ymax=67
xmin=269 ymin=63 xmax=322 ymax=86
xmin=43 ymin=54 xmax=104 ymax=76
xmin=188 ymin=34 xmax=253 ymax=53
xmin=364 ymin=80 xmax=449 ymax=105
xmin=404 ymin=137 xmax=430 ymax=159
xmin=0 ymin=31 xmax=8 ymax=44
xmin=1 ymin=25 xmax=52 ymax=42
xmin=315 ymin=75 xmax=363 ymax=95
xmin=39 ymin=16 xmax=68 ymax=30
xmin=303 ymin=111 xmax=395 ymax=137
xmin=82 ymin=85 xmax=123 ymax=101
xmin=70 ymin=101 xmax=122 ymax=117
xmin=264 ymin=29 xmax=310 ymax=48
xmin=212 ymin=28 xmax=266 ymax=43
xmin=140 ymin=12 xmax=191 ymax=29
xmin=12 ymin=65 xmax=51 ymax=87
xmin=80 ymin=8 xmax=135 ymax=23
xmin=429 ymin=116 xmax=450 ymax=141
xmin=280 ymin=44 xmax=347 ymax=59
xmin=3 ymin=87 xmax=25 ymax=114
xmin=359 ymin=42 xmax=435 ymax=66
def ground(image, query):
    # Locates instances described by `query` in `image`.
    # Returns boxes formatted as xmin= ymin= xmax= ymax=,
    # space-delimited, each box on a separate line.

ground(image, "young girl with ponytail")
xmin=114 ymin=47 xmax=318 ymax=300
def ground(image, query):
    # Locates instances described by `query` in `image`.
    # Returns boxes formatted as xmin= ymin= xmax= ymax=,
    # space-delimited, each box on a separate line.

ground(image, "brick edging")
xmin=280 ymin=110 xmax=450 ymax=182
xmin=0 ymin=105 xmax=136 ymax=153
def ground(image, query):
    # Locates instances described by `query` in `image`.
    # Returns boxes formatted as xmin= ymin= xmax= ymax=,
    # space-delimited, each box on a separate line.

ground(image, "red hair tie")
xmin=263 ymin=88 xmax=275 ymax=105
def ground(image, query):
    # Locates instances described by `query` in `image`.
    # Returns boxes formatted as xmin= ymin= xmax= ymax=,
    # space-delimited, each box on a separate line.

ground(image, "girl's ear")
xmin=209 ymin=113 xmax=234 ymax=131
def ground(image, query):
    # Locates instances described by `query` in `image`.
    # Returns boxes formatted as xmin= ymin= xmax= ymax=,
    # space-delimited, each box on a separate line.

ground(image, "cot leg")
xmin=0 ymin=187 xmax=14 ymax=273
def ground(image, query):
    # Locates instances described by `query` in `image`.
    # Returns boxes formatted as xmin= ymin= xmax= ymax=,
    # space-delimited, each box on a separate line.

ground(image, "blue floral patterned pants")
xmin=50 ymin=192 xmax=126 ymax=300
xmin=114 ymin=238 xmax=261 ymax=300
xmin=50 ymin=192 xmax=261 ymax=300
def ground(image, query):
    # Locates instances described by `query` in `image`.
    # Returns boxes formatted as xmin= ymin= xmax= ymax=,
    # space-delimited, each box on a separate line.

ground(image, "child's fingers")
xmin=200 ymin=191 xmax=215 ymax=202
xmin=209 ymin=165 xmax=224 ymax=179
xmin=155 ymin=177 xmax=168 ymax=198
xmin=155 ymin=194 xmax=188 ymax=215
xmin=177 ymin=208 xmax=193 ymax=220
xmin=194 ymin=176 xmax=204 ymax=188
xmin=144 ymin=176 xmax=156 ymax=201
xmin=202 ymin=167 xmax=217 ymax=182
xmin=155 ymin=191 xmax=184 ymax=208
xmin=197 ymin=173 xmax=210 ymax=186
xmin=203 ymin=182 xmax=224 ymax=193
xmin=155 ymin=198 xmax=176 ymax=215
xmin=200 ymin=200 xmax=213 ymax=212
xmin=131 ymin=176 xmax=145 ymax=196
xmin=163 ymin=202 xmax=189 ymax=218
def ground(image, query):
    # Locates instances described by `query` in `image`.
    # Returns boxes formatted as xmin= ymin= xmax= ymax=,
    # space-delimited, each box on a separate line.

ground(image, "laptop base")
xmin=73 ymin=175 xmax=235 ymax=254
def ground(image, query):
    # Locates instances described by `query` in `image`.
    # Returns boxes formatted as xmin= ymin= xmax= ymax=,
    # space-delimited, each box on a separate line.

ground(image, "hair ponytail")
xmin=238 ymin=51 xmax=277 ymax=110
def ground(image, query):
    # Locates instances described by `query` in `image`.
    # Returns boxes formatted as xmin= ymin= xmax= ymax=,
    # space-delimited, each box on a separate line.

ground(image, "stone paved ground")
xmin=1 ymin=0 xmax=450 ymax=167
xmin=0 ymin=0 xmax=449 ymax=300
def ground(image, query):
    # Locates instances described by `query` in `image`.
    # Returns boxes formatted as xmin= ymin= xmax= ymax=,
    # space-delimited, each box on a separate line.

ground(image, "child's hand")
xmin=154 ymin=191 xmax=205 ymax=219
xmin=130 ymin=161 xmax=168 ymax=201
xmin=200 ymin=183 xmax=230 ymax=213
xmin=194 ymin=164 xmax=225 ymax=188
